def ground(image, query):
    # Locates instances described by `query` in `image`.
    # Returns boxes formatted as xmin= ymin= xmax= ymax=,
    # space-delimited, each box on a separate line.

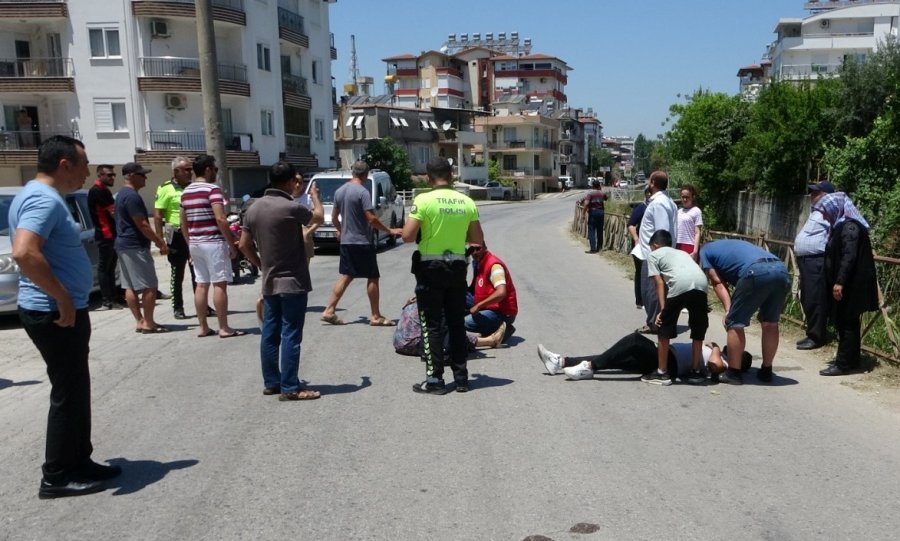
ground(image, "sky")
xmin=328 ymin=0 xmax=808 ymax=139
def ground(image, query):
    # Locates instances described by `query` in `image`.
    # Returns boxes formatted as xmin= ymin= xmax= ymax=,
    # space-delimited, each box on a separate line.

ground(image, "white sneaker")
xmin=563 ymin=360 xmax=594 ymax=380
xmin=537 ymin=344 xmax=563 ymax=375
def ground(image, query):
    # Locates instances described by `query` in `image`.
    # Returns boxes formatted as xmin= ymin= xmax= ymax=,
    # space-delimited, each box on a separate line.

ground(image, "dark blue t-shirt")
xmin=627 ymin=202 xmax=647 ymax=228
xmin=114 ymin=186 xmax=150 ymax=250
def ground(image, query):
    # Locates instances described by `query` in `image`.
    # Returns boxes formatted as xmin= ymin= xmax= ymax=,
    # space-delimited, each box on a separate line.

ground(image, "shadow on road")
xmin=468 ymin=373 xmax=514 ymax=391
xmin=305 ymin=376 xmax=371 ymax=395
xmin=106 ymin=457 xmax=199 ymax=496
xmin=0 ymin=378 xmax=41 ymax=390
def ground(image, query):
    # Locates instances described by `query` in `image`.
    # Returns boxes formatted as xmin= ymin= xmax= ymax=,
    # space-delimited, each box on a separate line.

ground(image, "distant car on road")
xmin=0 ymin=187 xmax=101 ymax=315
xmin=618 ymin=180 xmax=630 ymax=189
xmin=484 ymin=181 xmax=512 ymax=200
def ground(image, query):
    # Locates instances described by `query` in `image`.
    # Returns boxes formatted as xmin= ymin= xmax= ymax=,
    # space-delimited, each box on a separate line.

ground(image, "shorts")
xmin=675 ymin=243 xmax=694 ymax=254
xmin=339 ymin=244 xmax=380 ymax=278
xmin=657 ymin=289 xmax=708 ymax=340
xmin=117 ymin=248 xmax=158 ymax=292
xmin=189 ymin=241 xmax=232 ymax=284
xmin=726 ymin=260 xmax=790 ymax=328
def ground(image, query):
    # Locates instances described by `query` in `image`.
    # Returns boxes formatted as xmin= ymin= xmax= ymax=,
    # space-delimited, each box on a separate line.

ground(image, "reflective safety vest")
xmin=473 ymin=251 xmax=518 ymax=317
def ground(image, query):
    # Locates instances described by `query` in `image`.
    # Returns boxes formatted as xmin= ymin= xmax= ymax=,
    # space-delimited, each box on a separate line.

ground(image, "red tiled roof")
xmin=382 ymin=53 xmax=417 ymax=61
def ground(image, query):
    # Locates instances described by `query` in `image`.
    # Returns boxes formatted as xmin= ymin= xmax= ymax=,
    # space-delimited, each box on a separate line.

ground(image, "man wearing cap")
xmin=793 ymin=181 xmax=834 ymax=350
xmin=115 ymin=162 xmax=169 ymax=333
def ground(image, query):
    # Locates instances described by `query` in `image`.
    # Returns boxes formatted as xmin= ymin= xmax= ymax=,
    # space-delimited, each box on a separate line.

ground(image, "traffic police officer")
xmin=153 ymin=156 xmax=197 ymax=320
xmin=401 ymin=157 xmax=484 ymax=394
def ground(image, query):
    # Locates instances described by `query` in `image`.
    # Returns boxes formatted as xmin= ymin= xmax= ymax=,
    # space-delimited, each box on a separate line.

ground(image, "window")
xmin=88 ymin=27 xmax=120 ymax=58
xmin=502 ymin=155 xmax=516 ymax=170
xmin=503 ymin=127 xmax=517 ymax=142
xmin=311 ymin=59 xmax=320 ymax=84
xmin=314 ymin=118 xmax=325 ymax=141
xmin=260 ymin=109 xmax=274 ymax=136
xmin=257 ymin=44 xmax=271 ymax=71
xmin=93 ymin=99 xmax=127 ymax=132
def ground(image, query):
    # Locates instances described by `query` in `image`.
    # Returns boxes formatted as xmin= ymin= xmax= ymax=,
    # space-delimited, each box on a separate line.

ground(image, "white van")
xmin=306 ymin=169 xmax=405 ymax=248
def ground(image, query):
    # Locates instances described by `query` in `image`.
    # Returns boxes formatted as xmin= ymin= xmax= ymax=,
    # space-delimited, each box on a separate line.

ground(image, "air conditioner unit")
xmin=151 ymin=19 xmax=170 ymax=38
xmin=820 ymin=19 xmax=830 ymax=29
xmin=165 ymin=93 xmax=186 ymax=110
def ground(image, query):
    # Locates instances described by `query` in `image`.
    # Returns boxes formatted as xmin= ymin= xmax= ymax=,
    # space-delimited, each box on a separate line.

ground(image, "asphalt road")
xmin=2 ymin=193 xmax=900 ymax=540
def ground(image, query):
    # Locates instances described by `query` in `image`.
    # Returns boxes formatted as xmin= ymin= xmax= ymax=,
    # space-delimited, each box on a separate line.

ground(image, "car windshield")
xmin=0 ymin=195 xmax=14 ymax=235
xmin=311 ymin=178 xmax=373 ymax=204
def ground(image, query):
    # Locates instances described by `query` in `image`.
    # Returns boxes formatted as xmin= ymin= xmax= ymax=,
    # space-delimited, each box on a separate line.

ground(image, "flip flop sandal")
xmin=320 ymin=314 xmax=346 ymax=325
xmin=141 ymin=326 xmax=170 ymax=334
xmin=278 ymin=389 xmax=321 ymax=401
xmin=197 ymin=329 xmax=217 ymax=338
xmin=369 ymin=317 xmax=396 ymax=327
xmin=219 ymin=330 xmax=247 ymax=338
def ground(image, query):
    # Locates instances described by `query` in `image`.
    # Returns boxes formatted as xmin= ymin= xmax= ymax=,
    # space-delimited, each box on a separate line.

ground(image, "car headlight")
xmin=0 ymin=254 xmax=19 ymax=275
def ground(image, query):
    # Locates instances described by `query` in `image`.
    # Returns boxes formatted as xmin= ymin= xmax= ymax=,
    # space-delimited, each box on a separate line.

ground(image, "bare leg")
xmin=692 ymin=339 xmax=703 ymax=371
xmin=760 ymin=321 xmax=779 ymax=368
xmin=323 ymin=275 xmax=353 ymax=317
xmin=212 ymin=282 xmax=232 ymax=335
xmin=367 ymin=278 xmax=382 ymax=321
xmin=726 ymin=327 xmax=746 ymax=371
xmin=125 ymin=288 xmax=143 ymax=329
xmin=141 ymin=288 xmax=158 ymax=329
xmin=657 ymin=336 xmax=670 ymax=372
xmin=195 ymin=282 xmax=211 ymax=334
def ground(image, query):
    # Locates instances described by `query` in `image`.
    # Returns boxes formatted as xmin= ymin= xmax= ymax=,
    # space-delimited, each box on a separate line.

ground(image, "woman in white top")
xmin=676 ymin=184 xmax=703 ymax=259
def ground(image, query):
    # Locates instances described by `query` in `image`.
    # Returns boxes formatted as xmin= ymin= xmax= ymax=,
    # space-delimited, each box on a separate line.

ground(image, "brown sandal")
xmin=278 ymin=389 xmax=321 ymax=401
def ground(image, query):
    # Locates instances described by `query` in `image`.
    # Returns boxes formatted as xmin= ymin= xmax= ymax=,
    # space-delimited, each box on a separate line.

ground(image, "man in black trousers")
xmin=793 ymin=181 xmax=834 ymax=350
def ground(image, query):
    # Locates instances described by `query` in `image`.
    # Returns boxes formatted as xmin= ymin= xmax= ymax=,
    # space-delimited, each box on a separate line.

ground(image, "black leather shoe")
xmin=796 ymin=338 xmax=822 ymax=350
xmin=75 ymin=460 xmax=122 ymax=481
xmin=820 ymin=364 xmax=851 ymax=376
xmin=263 ymin=386 xmax=281 ymax=395
xmin=38 ymin=478 xmax=106 ymax=499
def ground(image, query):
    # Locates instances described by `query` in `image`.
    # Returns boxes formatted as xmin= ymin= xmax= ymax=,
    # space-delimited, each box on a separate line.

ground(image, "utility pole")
xmin=195 ymin=0 xmax=229 ymax=193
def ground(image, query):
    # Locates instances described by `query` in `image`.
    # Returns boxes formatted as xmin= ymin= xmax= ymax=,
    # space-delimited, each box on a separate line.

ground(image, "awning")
xmin=420 ymin=119 xmax=430 ymax=129
xmin=390 ymin=117 xmax=401 ymax=127
xmin=345 ymin=116 xmax=355 ymax=127
xmin=429 ymin=120 xmax=439 ymax=130
xmin=332 ymin=119 xmax=338 ymax=130
xmin=354 ymin=116 xmax=365 ymax=128
xmin=399 ymin=118 xmax=409 ymax=127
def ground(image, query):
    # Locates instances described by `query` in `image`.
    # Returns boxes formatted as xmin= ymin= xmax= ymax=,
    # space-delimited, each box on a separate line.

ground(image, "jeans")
xmin=640 ymin=259 xmax=661 ymax=330
xmin=416 ymin=260 xmax=469 ymax=384
xmin=19 ymin=307 xmax=93 ymax=480
xmin=587 ymin=209 xmax=605 ymax=252
xmin=464 ymin=309 xmax=514 ymax=336
xmin=167 ymin=230 xmax=196 ymax=312
xmin=260 ymin=293 xmax=308 ymax=394
xmin=97 ymin=239 xmax=118 ymax=304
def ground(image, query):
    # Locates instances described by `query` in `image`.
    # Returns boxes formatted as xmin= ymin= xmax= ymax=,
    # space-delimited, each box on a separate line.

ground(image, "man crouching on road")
xmin=402 ymin=157 xmax=484 ymax=394
xmin=466 ymin=242 xmax=518 ymax=343
xmin=240 ymin=161 xmax=324 ymax=401
xmin=10 ymin=135 xmax=122 ymax=499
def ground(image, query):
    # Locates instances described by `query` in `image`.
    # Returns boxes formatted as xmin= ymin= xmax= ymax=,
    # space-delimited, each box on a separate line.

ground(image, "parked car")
xmin=306 ymin=169 xmax=405 ymax=248
xmin=0 ymin=187 xmax=101 ymax=315
xmin=484 ymin=181 xmax=512 ymax=200
xmin=618 ymin=180 xmax=630 ymax=189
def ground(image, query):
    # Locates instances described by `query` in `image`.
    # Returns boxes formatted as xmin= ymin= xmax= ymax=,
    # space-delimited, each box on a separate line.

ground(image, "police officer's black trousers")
xmin=415 ymin=260 xmax=469 ymax=385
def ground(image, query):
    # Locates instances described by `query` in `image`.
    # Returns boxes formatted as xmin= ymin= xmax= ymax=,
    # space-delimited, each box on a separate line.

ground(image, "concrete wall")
xmin=726 ymin=191 xmax=812 ymax=242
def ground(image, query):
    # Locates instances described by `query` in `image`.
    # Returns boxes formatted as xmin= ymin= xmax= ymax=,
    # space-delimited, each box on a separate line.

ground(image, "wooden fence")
xmin=572 ymin=202 xmax=900 ymax=365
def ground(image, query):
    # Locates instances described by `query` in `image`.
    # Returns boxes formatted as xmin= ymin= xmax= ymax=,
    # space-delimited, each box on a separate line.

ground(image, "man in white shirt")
xmin=630 ymin=170 xmax=677 ymax=334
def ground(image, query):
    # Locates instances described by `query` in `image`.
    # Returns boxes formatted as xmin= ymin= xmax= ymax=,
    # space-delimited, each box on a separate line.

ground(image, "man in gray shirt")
xmin=320 ymin=160 xmax=402 ymax=326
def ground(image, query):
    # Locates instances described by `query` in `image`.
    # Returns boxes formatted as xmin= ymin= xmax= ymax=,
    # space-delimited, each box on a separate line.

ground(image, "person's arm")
xmin=11 ymin=229 xmax=75 ymax=326
xmin=332 ymin=204 xmax=342 ymax=241
xmin=628 ymin=224 xmax=639 ymax=245
xmin=132 ymin=214 xmax=168 ymax=255
xmin=401 ymin=216 xmax=420 ymax=244
xmin=153 ymin=207 xmax=165 ymax=240
xmin=238 ymin=228 xmax=261 ymax=270
xmin=653 ymin=274 xmax=666 ymax=327
xmin=364 ymin=209 xmax=402 ymax=236
xmin=211 ymin=202 xmax=236 ymax=258
xmin=307 ymin=181 xmax=324 ymax=227
xmin=706 ymin=342 xmax=725 ymax=372
xmin=705 ymin=268 xmax=731 ymax=314
xmin=179 ymin=207 xmax=190 ymax=243
xmin=470 ymin=264 xmax=507 ymax=314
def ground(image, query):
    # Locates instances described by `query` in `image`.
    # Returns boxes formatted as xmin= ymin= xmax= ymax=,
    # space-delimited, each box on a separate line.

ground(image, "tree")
xmin=488 ymin=158 xmax=501 ymax=182
xmin=587 ymin=145 xmax=613 ymax=176
xmin=363 ymin=138 xmax=413 ymax=190
xmin=633 ymin=133 xmax=657 ymax=176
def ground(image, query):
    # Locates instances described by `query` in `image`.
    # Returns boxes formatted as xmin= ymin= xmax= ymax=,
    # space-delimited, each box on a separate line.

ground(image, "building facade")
xmin=0 ymin=0 xmax=337 ymax=199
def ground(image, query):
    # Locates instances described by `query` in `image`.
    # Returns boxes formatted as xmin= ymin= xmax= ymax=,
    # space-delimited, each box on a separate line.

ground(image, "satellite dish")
xmin=447 ymin=158 xmax=454 ymax=166
xmin=430 ymin=87 xmax=439 ymax=97
xmin=442 ymin=120 xmax=454 ymax=131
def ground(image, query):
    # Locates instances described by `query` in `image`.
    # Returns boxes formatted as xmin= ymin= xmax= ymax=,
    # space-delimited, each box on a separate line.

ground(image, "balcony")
xmin=278 ymin=7 xmax=309 ymax=48
xmin=281 ymin=73 xmax=311 ymax=109
xmin=285 ymin=133 xmax=310 ymax=155
xmin=779 ymin=63 xmax=842 ymax=80
xmin=138 ymin=57 xmax=250 ymax=97
xmin=0 ymin=57 xmax=74 ymax=92
xmin=0 ymin=128 xmax=70 ymax=165
xmin=501 ymin=167 xmax=553 ymax=177
xmin=0 ymin=0 xmax=67 ymax=19
xmin=131 ymin=0 xmax=246 ymax=26
xmin=492 ymin=139 xmax=556 ymax=151
xmin=330 ymin=32 xmax=337 ymax=60
xmin=137 ymin=130 xmax=259 ymax=167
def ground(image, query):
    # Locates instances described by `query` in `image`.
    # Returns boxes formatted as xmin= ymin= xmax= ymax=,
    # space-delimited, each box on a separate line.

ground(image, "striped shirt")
xmin=181 ymin=181 xmax=225 ymax=243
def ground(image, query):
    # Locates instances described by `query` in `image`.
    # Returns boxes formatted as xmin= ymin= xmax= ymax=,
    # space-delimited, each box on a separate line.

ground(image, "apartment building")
xmin=555 ymin=107 xmax=586 ymax=187
xmin=0 ymin=0 xmax=337 ymax=199
xmin=764 ymin=0 xmax=900 ymax=81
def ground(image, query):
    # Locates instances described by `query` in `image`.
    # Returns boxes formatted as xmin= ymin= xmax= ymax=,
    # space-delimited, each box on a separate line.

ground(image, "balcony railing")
xmin=140 ymin=57 xmax=247 ymax=82
xmin=154 ymin=0 xmax=245 ymax=10
xmin=494 ymin=139 xmax=555 ymax=150
xmin=0 ymin=57 xmax=72 ymax=77
xmin=146 ymin=130 xmax=253 ymax=151
xmin=501 ymin=167 xmax=553 ymax=177
xmin=779 ymin=63 xmax=841 ymax=79
xmin=285 ymin=133 xmax=310 ymax=155
xmin=281 ymin=73 xmax=308 ymax=95
xmin=0 ymin=0 xmax=65 ymax=3
xmin=277 ymin=7 xmax=304 ymax=34
xmin=0 ymin=129 xmax=69 ymax=150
